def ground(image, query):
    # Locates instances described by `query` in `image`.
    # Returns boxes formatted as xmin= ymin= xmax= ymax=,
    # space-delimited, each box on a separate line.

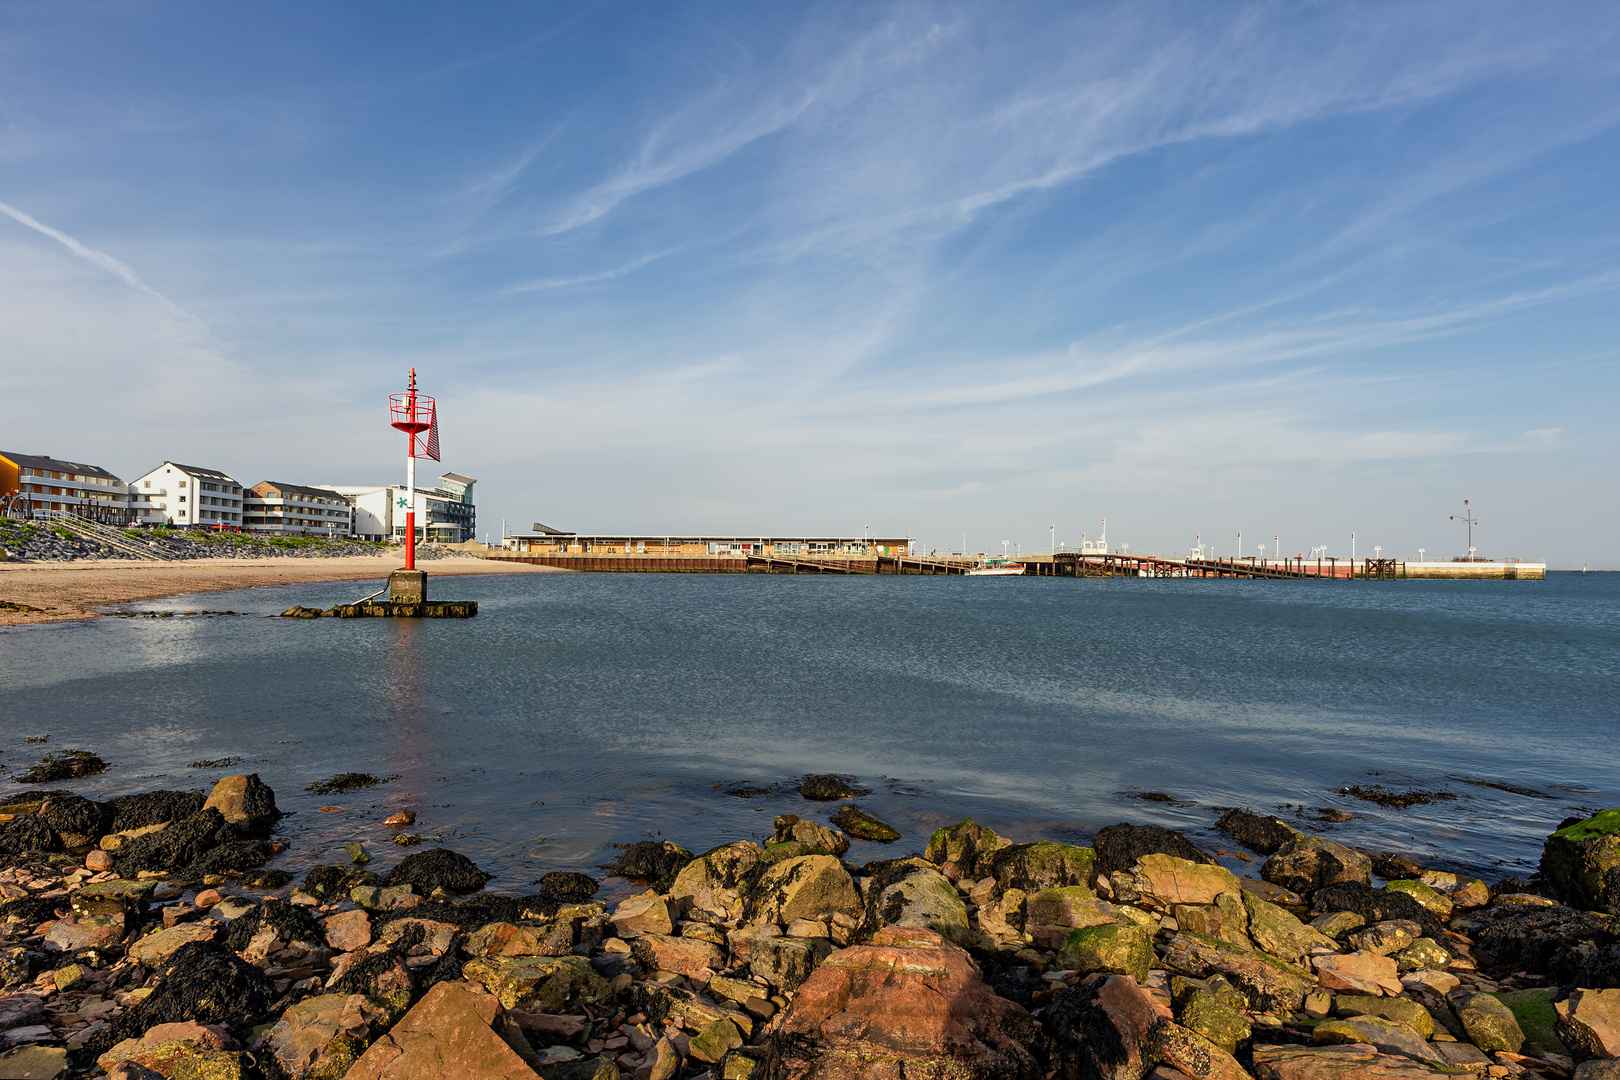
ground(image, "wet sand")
xmin=0 ymin=554 xmax=562 ymax=626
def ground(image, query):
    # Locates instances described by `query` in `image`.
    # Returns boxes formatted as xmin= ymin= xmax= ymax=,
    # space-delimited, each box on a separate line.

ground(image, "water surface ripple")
xmin=1 ymin=571 xmax=1614 ymax=892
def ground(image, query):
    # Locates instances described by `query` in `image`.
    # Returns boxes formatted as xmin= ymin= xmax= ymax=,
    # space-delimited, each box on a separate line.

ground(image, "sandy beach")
xmin=0 ymin=554 xmax=560 ymax=626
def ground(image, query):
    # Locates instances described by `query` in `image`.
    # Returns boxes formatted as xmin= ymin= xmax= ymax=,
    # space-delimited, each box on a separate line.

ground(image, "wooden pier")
xmin=481 ymin=550 xmax=1542 ymax=580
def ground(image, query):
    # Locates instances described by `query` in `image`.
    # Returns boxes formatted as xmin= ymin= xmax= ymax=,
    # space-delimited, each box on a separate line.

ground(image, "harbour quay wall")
xmin=1399 ymin=560 xmax=1546 ymax=580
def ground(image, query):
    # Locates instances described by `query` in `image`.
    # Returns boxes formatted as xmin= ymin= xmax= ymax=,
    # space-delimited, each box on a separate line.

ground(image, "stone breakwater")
xmin=2 ymin=776 xmax=1620 ymax=1080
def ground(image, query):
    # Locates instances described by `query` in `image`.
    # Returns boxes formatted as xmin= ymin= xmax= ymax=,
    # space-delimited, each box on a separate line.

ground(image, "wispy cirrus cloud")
xmin=0 ymin=198 xmax=196 ymax=322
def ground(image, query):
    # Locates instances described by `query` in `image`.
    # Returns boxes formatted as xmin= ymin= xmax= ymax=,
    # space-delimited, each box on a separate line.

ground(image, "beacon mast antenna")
xmin=389 ymin=368 xmax=438 ymax=570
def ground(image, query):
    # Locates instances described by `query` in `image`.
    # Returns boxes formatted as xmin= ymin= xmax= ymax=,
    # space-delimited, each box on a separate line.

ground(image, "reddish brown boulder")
xmin=630 ymin=934 xmax=724 ymax=978
xmin=344 ymin=980 xmax=540 ymax=1080
xmin=773 ymin=925 xmax=1039 ymax=1080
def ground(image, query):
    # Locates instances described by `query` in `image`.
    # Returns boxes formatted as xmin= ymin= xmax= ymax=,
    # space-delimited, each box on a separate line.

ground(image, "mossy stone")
xmin=1058 ymin=922 xmax=1153 ymax=982
xmin=1384 ymin=879 xmax=1453 ymax=918
xmin=1496 ymin=987 xmax=1566 ymax=1055
xmin=1394 ymin=936 xmax=1451 ymax=972
xmin=992 ymin=841 xmax=1097 ymax=893
xmin=1449 ymin=990 xmax=1526 ymax=1054
xmin=1177 ymin=988 xmax=1251 ymax=1053
xmin=1309 ymin=910 xmax=1365 ymax=938
xmin=1541 ymin=808 xmax=1620 ymax=915
xmin=829 ymin=806 xmax=900 ymax=843
xmin=1331 ymin=993 xmax=1436 ymax=1037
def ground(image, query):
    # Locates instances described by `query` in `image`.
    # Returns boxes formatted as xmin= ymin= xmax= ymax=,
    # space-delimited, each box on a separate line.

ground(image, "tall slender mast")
xmin=405 ymin=369 xmax=418 ymax=569
xmin=390 ymin=367 xmax=434 ymax=571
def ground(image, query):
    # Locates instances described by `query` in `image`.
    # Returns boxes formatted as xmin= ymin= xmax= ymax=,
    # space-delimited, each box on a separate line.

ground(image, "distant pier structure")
xmin=485 ymin=527 xmax=1543 ymax=579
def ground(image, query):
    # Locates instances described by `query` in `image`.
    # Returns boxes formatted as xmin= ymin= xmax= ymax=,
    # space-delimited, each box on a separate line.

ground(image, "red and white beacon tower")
xmin=387 ymin=368 xmax=439 ymax=601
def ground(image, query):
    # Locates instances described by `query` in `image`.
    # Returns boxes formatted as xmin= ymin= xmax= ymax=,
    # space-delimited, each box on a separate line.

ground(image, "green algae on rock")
xmin=1058 ymin=922 xmax=1154 ymax=982
xmin=1541 ymin=808 xmax=1620 ymax=916
xmin=829 ymin=805 xmax=900 ymax=842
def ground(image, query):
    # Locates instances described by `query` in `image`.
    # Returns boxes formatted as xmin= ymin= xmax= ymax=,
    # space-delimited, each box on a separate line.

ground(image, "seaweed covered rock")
xmin=302 ymin=865 xmax=380 ymax=901
xmin=385 ymin=848 xmax=491 ymax=894
xmin=1093 ymin=823 xmax=1214 ymax=878
xmin=100 ymin=940 xmax=274 ymax=1047
xmin=1042 ymin=973 xmax=1159 ymax=1080
xmin=1449 ymin=988 xmax=1526 ymax=1053
xmin=1022 ymin=886 xmax=1121 ymax=948
xmin=0 ymin=815 xmax=60 ymax=856
xmin=1542 ymin=809 xmax=1620 ymax=916
xmin=37 ymin=794 xmax=108 ymax=847
xmin=1263 ymin=836 xmax=1372 ymax=897
xmin=1242 ymin=890 xmax=1337 ymax=964
xmin=1309 ymin=881 xmax=1445 ymax=941
xmin=16 ymin=750 xmax=106 ymax=784
xmin=113 ymin=809 xmax=235 ymax=876
xmin=108 ymin=791 xmax=207 ymax=834
xmin=1462 ymin=901 xmax=1618 ymax=984
xmin=607 ymin=841 xmax=694 ymax=888
xmin=991 ymin=841 xmax=1098 ymax=893
xmin=187 ymin=841 xmax=274 ymax=879
xmin=1215 ymin=809 xmax=1305 ymax=856
xmin=222 ymin=898 xmax=324 ymax=956
xmin=829 ymin=806 xmax=900 ymax=843
xmin=773 ymin=926 xmax=1039 ymax=1080
xmin=797 ymin=775 xmax=871 ymax=801
xmin=200 ymin=775 xmax=281 ymax=836
xmin=923 ymin=819 xmax=1010 ymax=881
xmin=535 ymin=872 xmax=598 ymax=903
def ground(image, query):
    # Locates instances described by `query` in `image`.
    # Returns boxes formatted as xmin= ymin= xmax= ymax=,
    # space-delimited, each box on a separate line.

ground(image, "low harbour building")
xmin=243 ymin=481 xmax=354 ymax=537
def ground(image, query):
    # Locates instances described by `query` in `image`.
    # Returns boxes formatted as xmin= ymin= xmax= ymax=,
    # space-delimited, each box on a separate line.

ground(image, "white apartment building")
xmin=129 ymin=462 xmax=244 ymax=528
xmin=317 ymin=473 xmax=476 ymax=544
xmin=0 ymin=451 xmax=134 ymax=521
xmin=243 ymin=481 xmax=353 ymax=536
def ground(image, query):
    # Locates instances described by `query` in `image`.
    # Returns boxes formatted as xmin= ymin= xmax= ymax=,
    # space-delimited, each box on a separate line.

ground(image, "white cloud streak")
xmin=0 ymin=198 xmax=197 ymax=323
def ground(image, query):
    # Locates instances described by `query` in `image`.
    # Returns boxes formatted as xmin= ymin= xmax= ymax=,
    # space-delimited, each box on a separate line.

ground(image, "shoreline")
xmin=0 ymin=554 xmax=562 ymax=627
xmin=0 ymin=771 xmax=1611 ymax=1080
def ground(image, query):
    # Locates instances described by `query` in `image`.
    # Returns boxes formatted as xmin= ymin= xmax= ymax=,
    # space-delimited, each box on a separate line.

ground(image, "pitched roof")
xmin=250 ymin=481 xmax=351 ymax=501
xmin=166 ymin=462 xmax=239 ymax=483
xmin=0 ymin=451 xmax=122 ymax=482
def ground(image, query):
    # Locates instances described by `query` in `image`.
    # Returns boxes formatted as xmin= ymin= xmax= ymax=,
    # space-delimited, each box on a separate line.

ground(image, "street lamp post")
xmin=1450 ymin=500 xmax=1478 ymax=559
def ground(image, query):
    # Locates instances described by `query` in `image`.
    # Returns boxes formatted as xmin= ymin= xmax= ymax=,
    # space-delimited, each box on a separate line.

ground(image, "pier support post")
xmin=389 ymin=569 xmax=427 ymax=604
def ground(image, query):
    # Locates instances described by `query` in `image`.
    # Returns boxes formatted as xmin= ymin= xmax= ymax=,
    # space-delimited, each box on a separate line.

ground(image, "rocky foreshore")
xmin=3 ymin=774 xmax=1619 ymax=1080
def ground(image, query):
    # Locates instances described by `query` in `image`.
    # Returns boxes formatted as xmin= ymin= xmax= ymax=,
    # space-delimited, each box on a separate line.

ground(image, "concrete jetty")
xmin=482 ymin=550 xmax=1546 ymax=579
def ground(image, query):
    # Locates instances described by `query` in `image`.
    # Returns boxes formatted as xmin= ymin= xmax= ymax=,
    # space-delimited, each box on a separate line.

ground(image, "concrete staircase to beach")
xmin=56 ymin=518 xmax=182 ymax=562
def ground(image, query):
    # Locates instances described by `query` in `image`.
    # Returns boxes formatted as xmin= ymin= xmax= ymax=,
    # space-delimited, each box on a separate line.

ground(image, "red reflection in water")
xmin=380 ymin=619 xmax=433 ymax=808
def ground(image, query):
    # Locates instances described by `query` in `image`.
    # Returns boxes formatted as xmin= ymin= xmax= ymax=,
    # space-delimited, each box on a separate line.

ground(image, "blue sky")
xmin=2 ymin=2 xmax=1617 ymax=565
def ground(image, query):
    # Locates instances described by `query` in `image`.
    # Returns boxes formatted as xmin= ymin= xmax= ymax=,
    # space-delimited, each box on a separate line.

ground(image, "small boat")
xmin=966 ymin=559 xmax=1026 ymax=576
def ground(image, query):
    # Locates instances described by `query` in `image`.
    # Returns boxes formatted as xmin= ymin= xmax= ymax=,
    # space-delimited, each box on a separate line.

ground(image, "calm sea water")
xmin=1 ymin=570 xmax=1615 ymax=894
